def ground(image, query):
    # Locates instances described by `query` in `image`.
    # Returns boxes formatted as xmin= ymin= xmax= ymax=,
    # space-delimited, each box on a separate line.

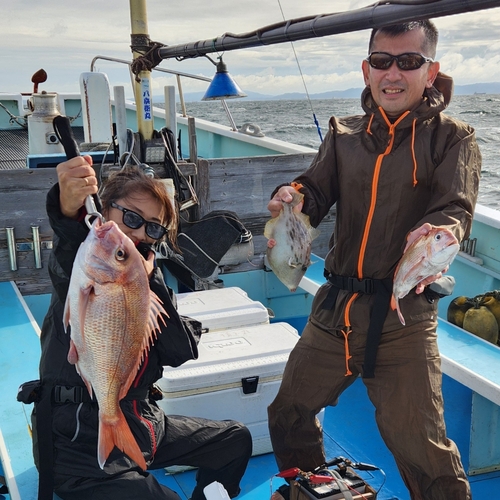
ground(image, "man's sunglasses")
xmin=111 ymin=202 xmax=168 ymax=240
xmin=366 ymin=52 xmax=434 ymax=71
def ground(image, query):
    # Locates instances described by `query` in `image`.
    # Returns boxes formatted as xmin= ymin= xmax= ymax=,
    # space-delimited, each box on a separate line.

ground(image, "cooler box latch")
xmin=241 ymin=376 xmax=259 ymax=394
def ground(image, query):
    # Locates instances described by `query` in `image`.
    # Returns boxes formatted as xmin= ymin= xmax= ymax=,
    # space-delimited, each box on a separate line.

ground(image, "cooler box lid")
xmin=176 ymin=287 xmax=269 ymax=331
xmin=159 ymin=322 xmax=299 ymax=394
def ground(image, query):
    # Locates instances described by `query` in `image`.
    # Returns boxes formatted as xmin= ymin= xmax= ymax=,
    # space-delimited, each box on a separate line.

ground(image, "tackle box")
xmin=176 ymin=287 xmax=270 ymax=331
xmin=157 ymin=321 xmax=324 ymax=456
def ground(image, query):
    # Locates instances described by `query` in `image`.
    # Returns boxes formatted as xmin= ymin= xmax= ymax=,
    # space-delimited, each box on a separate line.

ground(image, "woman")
xmin=33 ymin=156 xmax=252 ymax=500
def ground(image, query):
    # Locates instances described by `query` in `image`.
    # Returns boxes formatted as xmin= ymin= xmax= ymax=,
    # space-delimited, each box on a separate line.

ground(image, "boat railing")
xmin=90 ymin=55 xmax=240 ymax=131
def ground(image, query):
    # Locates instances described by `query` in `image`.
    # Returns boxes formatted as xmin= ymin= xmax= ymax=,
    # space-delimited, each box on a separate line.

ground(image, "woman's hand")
xmin=57 ymin=156 xmax=98 ymax=219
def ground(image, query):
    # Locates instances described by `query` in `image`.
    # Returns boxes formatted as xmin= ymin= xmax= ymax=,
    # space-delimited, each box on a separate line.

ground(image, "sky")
xmin=2 ymin=1 xmax=500 ymax=98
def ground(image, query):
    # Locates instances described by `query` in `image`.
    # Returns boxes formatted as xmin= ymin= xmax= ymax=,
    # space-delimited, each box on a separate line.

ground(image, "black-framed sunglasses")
xmin=110 ymin=202 xmax=168 ymax=240
xmin=366 ymin=52 xmax=434 ymax=71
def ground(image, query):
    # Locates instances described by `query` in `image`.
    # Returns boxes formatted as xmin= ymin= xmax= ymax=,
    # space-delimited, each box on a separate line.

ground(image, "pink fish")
xmin=391 ymin=226 xmax=459 ymax=325
xmin=64 ymin=218 xmax=167 ymax=471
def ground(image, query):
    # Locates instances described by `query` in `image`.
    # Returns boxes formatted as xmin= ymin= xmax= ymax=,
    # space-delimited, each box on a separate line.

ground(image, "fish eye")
xmin=435 ymin=233 xmax=442 ymax=241
xmin=115 ymin=248 xmax=127 ymax=261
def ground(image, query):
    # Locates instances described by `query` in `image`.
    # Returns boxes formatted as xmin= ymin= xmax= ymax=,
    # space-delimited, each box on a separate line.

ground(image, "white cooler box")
xmin=157 ymin=321 xmax=318 ymax=456
xmin=176 ymin=287 xmax=269 ymax=331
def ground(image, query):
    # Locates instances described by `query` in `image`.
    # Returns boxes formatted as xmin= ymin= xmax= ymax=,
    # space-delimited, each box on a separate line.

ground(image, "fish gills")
xmin=64 ymin=219 xmax=168 ymax=471
xmin=391 ymin=226 xmax=459 ymax=325
xmin=264 ymin=190 xmax=319 ymax=292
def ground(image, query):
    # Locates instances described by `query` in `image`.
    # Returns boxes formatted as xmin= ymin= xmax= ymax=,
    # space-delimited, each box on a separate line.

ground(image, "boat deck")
xmin=0 ymin=128 xmax=85 ymax=171
xmin=2 ymin=279 xmax=500 ymax=500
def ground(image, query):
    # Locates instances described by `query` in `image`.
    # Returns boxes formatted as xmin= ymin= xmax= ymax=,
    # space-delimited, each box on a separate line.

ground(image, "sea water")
xmin=181 ymin=94 xmax=500 ymax=210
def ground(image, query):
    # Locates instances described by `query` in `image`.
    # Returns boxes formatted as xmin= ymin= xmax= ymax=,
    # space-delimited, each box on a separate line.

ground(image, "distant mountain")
xmin=178 ymin=82 xmax=500 ymax=102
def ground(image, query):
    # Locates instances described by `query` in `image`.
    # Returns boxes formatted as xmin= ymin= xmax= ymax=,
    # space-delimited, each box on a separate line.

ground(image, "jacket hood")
xmin=361 ymin=72 xmax=454 ymax=122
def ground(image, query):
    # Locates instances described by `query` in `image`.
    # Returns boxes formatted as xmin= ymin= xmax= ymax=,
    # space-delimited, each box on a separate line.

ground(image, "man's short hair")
xmin=368 ymin=20 xmax=439 ymax=59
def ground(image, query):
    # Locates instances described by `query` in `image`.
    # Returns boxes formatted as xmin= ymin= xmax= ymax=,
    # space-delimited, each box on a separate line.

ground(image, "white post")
xmin=79 ymin=72 xmax=113 ymax=145
xmin=164 ymin=85 xmax=177 ymax=135
xmin=114 ymin=86 xmax=128 ymax=158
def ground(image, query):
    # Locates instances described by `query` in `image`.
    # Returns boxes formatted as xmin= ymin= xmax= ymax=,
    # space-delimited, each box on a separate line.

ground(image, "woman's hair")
xmin=100 ymin=167 xmax=178 ymax=244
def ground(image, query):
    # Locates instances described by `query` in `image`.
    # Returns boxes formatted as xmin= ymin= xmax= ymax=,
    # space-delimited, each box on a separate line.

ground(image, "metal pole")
xmin=156 ymin=0 xmax=500 ymax=61
xmin=129 ymin=0 xmax=154 ymax=140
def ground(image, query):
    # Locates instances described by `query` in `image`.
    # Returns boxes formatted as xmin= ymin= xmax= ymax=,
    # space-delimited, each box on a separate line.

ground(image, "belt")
xmin=322 ymin=271 xmax=393 ymax=378
xmin=53 ymin=385 xmax=150 ymax=404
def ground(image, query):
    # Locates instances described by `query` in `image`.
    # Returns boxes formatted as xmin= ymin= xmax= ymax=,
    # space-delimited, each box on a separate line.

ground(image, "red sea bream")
xmin=64 ymin=218 xmax=167 ymax=471
xmin=391 ymin=226 xmax=460 ymax=325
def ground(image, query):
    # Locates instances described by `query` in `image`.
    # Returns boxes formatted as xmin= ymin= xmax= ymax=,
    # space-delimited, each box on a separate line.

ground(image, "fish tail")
xmin=98 ymin=411 xmax=147 ymax=471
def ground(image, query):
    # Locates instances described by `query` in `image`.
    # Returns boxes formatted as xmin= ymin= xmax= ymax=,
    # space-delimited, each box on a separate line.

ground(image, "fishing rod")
xmin=154 ymin=0 xmax=500 ymax=62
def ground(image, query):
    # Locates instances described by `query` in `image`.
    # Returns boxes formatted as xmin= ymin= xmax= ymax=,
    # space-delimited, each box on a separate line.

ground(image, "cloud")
xmin=2 ymin=1 xmax=500 ymax=96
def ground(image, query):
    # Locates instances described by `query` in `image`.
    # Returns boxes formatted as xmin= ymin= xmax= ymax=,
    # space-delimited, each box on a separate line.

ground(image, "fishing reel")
xmin=274 ymin=457 xmax=380 ymax=499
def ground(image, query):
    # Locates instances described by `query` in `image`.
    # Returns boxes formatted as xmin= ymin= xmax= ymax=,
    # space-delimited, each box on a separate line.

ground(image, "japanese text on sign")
xmin=141 ymin=78 xmax=153 ymax=122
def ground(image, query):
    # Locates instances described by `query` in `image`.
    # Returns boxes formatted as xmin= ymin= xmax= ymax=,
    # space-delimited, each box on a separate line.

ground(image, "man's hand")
xmin=267 ymin=185 xmax=303 ymax=218
xmin=266 ymin=185 xmax=305 ymax=249
xmin=57 ymin=156 xmax=98 ymax=219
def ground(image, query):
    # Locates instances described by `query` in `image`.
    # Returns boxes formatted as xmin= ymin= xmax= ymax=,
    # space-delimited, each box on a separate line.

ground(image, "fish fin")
xmin=63 ymin=297 xmax=71 ymax=333
xmin=78 ymin=285 xmax=94 ymax=341
xmin=295 ymin=211 xmax=312 ymax=226
xmin=309 ymin=226 xmax=321 ymax=241
xmin=390 ymin=294 xmax=397 ymax=311
xmin=395 ymin=299 xmax=405 ymax=325
xmin=98 ymin=410 xmax=146 ymax=471
xmin=264 ymin=217 xmax=278 ymax=239
xmin=82 ymin=376 xmax=94 ymax=399
xmin=399 ymin=256 xmax=426 ymax=284
xmin=144 ymin=291 xmax=169 ymax=350
xmin=397 ymin=306 xmax=406 ymax=326
xmin=390 ymin=295 xmax=406 ymax=325
xmin=67 ymin=339 xmax=79 ymax=365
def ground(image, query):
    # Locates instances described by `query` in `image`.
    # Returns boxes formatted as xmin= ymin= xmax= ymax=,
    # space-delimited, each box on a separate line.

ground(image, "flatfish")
xmin=264 ymin=190 xmax=319 ymax=292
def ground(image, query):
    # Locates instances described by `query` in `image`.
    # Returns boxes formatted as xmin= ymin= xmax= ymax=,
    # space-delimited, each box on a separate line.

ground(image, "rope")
xmin=277 ymin=0 xmax=323 ymax=142
xmin=130 ymin=41 xmax=166 ymax=82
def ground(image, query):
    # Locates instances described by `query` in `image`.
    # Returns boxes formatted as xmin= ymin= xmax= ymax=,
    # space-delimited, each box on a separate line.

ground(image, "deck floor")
xmin=153 ymin=379 xmax=500 ymax=500
xmin=2 ymin=282 xmax=500 ymax=500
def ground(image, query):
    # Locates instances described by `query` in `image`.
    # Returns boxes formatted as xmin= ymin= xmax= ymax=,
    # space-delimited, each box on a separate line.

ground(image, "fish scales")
xmin=264 ymin=190 xmax=319 ymax=292
xmin=391 ymin=226 xmax=459 ymax=325
xmin=64 ymin=219 xmax=167 ymax=471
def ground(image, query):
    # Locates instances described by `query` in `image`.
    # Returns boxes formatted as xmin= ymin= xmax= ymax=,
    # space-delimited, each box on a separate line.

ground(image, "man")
xmin=268 ymin=20 xmax=481 ymax=500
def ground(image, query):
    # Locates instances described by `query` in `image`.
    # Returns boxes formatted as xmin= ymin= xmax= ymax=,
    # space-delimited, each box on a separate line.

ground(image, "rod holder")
xmin=4 ymin=225 xmax=53 ymax=272
xmin=32 ymin=226 xmax=42 ymax=269
xmin=6 ymin=227 xmax=17 ymax=271
xmin=460 ymin=237 xmax=477 ymax=257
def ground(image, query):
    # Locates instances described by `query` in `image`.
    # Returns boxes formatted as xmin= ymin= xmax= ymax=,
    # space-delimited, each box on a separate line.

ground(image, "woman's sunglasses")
xmin=366 ymin=52 xmax=434 ymax=71
xmin=110 ymin=202 xmax=168 ymax=240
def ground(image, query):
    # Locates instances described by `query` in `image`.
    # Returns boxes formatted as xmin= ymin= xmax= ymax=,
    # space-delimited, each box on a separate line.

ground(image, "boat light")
xmin=202 ymin=56 xmax=247 ymax=101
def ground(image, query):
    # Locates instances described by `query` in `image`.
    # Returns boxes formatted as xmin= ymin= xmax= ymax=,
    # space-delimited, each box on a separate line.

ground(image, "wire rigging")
xmin=276 ymin=0 xmax=323 ymax=142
